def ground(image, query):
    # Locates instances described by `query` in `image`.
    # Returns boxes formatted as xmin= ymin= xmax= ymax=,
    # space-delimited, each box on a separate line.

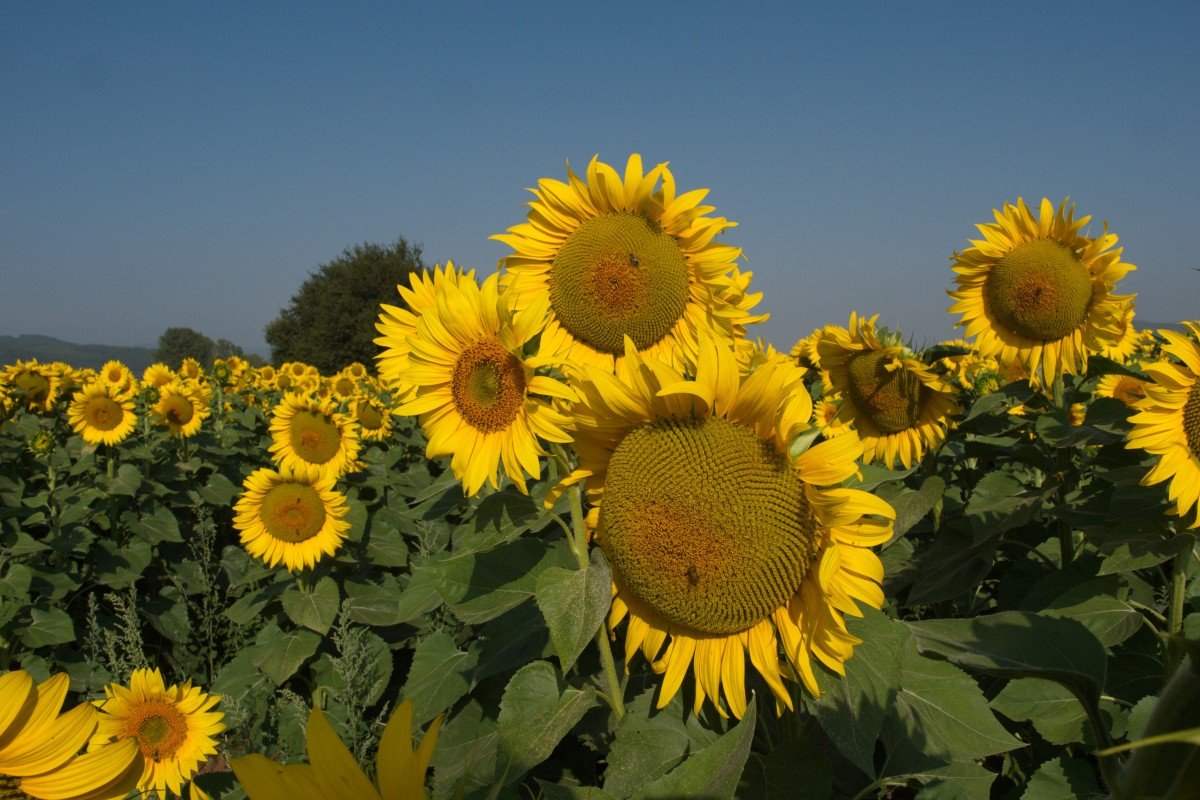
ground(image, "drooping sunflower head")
xmin=1099 ymin=302 xmax=1139 ymax=363
xmin=67 ymin=381 xmax=137 ymax=446
xmin=141 ymin=363 xmax=176 ymax=388
xmin=493 ymin=154 xmax=766 ymax=373
xmin=3 ymin=360 xmax=60 ymax=412
xmin=153 ymin=382 xmax=208 ymax=438
xmin=95 ymin=668 xmax=224 ymax=799
xmin=562 ymin=336 xmax=893 ymax=717
xmin=354 ymin=397 xmax=393 ymax=442
xmin=375 ymin=261 xmax=478 ymax=402
xmin=268 ymin=394 xmax=361 ymax=482
xmin=949 ymin=197 xmax=1136 ymax=386
xmin=233 ymin=467 xmax=351 ymax=571
xmin=396 ymin=272 xmax=574 ymax=496
xmin=819 ymin=313 xmax=959 ymax=469
xmin=1126 ymin=322 xmax=1200 ymax=528
xmin=1095 ymin=372 xmax=1149 ymax=407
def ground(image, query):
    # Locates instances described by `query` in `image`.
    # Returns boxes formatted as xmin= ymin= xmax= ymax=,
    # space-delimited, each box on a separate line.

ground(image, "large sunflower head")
xmin=94 ymin=669 xmax=224 ymax=799
xmin=493 ymin=154 xmax=767 ymax=373
xmin=268 ymin=394 xmax=361 ymax=481
xmin=819 ymin=313 xmax=959 ymax=469
xmin=66 ymin=382 xmax=137 ymax=446
xmin=233 ymin=467 xmax=351 ymax=571
xmin=3 ymin=360 xmax=60 ymax=413
xmin=375 ymin=262 xmax=477 ymax=402
xmin=949 ymin=197 xmax=1136 ymax=386
xmin=0 ymin=670 xmax=143 ymax=800
xmin=1125 ymin=322 xmax=1200 ymax=528
xmin=152 ymin=382 xmax=208 ymax=438
xmin=560 ymin=336 xmax=893 ymax=717
xmin=395 ymin=271 xmax=575 ymax=496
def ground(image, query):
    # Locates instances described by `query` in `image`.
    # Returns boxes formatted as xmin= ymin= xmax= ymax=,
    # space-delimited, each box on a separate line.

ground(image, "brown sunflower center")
xmin=1185 ymin=383 xmax=1200 ymax=456
xmin=13 ymin=371 xmax=51 ymax=404
xmin=984 ymin=239 xmax=1095 ymax=341
xmin=0 ymin=775 xmax=32 ymax=800
xmin=844 ymin=350 xmax=925 ymax=434
xmin=598 ymin=417 xmax=819 ymax=636
xmin=549 ymin=212 xmax=690 ymax=354
xmin=356 ymin=402 xmax=385 ymax=430
xmin=451 ymin=338 xmax=525 ymax=432
xmin=161 ymin=394 xmax=195 ymax=426
xmin=127 ymin=701 xmax=188 ymax=762
xmin=334 ymin=377 xmax=356 ymax=397
xmin=260 ymin=482 xmax=327 ymax=542
xmin=84 ymin=396 xmax=124 ymax=431
xmin=288 ymin=411 xmax=342 ymax=465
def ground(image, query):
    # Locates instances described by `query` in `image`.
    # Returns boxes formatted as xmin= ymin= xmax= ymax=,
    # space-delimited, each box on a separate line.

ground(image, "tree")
xmin=155 ymin=327 xmax=215 ymax=368
xmin=264 ymin=237 xmax=425 ymax=373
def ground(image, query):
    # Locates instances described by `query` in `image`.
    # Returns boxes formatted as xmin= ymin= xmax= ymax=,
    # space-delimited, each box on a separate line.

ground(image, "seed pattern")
xmin=550 ymin=212 xmax=690 ymax=354
xmin=260 ymin=482 xmax=327 ymax=543
xmin=84 ymin=395 xmax=124 ymax=431
xmin=1185 ymin=383 xmax=1200 ymax=456
xmin=844 ymin=350 xmax=925 ymax=433
xmin=599 ymin=417 xmax=818 ymax=635
xmin=451 ymin=338 xmax=525 ymax=432
xmin=288 ymin=410 xmax=342 ymax=465
xmin=984 ymin=239 xmax=1094 ymax=341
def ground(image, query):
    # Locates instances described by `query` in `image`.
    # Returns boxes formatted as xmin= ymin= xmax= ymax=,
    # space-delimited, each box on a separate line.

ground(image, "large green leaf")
xmin=281 ymin=576 xmax=340 ymax=635
xmin=430 ymin=700 xmax=499 ymax=800
xmin=603 ymin=690 xmax=692 ymax=799
xmin=1041 ymin=585 xmax=1141 ymax=647
xmin=496 ymin=661 xmax=596 ymax=783
xmin=630 ymin=705 xmax=756 ymax=800
xmin=992 ymin=678 xmax=1091 ymax=746
xmin=428 ymin=536 xmax=570 ymax=625
xmin=1021 ymin=757 xmax=1105 ymax=800
xmin=738 ymin=739 xmax=833 ymax=800
xmin=535 ymin=549 xmax=612 ymax=672
xmin=402 ymin=631 xmax=479 ymax=725
xmin=809 ymin=608 xmax=904 ymax=775
xmin=252 ymin=624 xmax=321 ymax=685
xmin=22 ymin=607 xmax=75 ymax=647
xmin=907 ymin=611 xmax=1107 ymax=705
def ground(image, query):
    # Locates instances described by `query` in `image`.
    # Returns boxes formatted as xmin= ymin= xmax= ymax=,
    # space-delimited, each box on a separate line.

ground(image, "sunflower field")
xmin=1 ymin=155 xmax=1198 ymax=800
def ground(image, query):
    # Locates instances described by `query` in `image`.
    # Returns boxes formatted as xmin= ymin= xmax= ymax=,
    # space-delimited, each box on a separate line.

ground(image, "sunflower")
xmin=268 ymin=394 xmax=361 ymax=481
xmin=395 ymin=272 xmax=574 ymax=496
xmin=3 ymin=360 xmax=59 ymax=412
xmin=0 ymin=670 xmax=143 ymax=800
xmin=375 ymin=262 xmax=477 ymax=402
xmin=1125 ymin=322 xmax=1200 ymax=528
xmin=142 ymin=363 xmax=176 ymax=388
xmin=231 ymin=701 xmax=441 ymax=800
xmin=813 ymin=393 xmax=853 ymax=438
xmin=819 ymin=313 xmax=959 ymax=469
xmin=330 ymin=372 xmax=358 ymax=402
xmin=94 ymin=668 xmax=224 ymax=798
xmin=560 ymin=336 xmax=893 ymax=716
xmin=233 ymin=467 xmax=351 ymax=571
xmin=180 ymin=358 xmax=204 ymax=381
xmin=1095 ymin=373 xmax=1149 ymax=407
xmin=493 ymin=153 xmax=766 ymax=373
xmin=949 ymin=197 xmax=1136 ymax=387
xmin=152 ymin=382 xmax=208 ymax=438
xmin=66 ymin=382 xmax=137 ymax=446
xmin=1100 ymin=302 xmax=1139 ymax=363
xmin=98 ymin=361 xmax=137 ymax=400
xmin=353 ymin=397 xmax=393 ymax=442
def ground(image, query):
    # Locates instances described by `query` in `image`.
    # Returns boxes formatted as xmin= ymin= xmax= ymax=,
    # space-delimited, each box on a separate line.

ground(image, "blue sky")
xmin=2 ymin=2 xmax=1198 ymax=357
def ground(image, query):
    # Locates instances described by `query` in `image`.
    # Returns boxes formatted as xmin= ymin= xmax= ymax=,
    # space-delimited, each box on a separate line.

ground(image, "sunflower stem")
xmin=565 ymin=480 xmax=625 ymax=721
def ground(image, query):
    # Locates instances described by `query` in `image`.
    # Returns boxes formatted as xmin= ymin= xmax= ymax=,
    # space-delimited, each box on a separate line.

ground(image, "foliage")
xmin=155 ymin=326 xmax=217 ymax=368
xmin=264 ymin=238 xmax=425 ymax=372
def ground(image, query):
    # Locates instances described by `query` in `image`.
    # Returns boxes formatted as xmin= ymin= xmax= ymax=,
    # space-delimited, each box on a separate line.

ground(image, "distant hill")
xmin=0 ymin=335 xmax=157 ymax=372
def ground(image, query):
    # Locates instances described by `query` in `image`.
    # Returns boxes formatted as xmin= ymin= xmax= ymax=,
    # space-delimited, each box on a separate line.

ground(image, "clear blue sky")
xmin=3 ymin=2 xmax=1198 ymax=357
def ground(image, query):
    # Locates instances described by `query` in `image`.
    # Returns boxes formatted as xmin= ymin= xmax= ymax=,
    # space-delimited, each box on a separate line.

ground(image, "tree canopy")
xmin=264 ymin=237 xmax=425 ymax=373
xmin=155 ymin=327 xmax=215 ymax=368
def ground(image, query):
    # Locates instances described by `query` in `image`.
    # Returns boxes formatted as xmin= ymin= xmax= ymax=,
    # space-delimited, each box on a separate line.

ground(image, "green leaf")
xmin=281 ymin=576 xmax=340 ymax=634
xmin=882 ymin=475 xmax=946 ymax=541
xmin=458 ymin=490 xmax=539 ymax=553
xmin=197 ymin=472 xmax=237 ymax=505
xmin=630 ymin=704 xmax=756 ymax=800
xmin=345 ymin=573 xmax=438 ymax=627
xmin=403 ymin=631 xmax=479 ymax=725
xmin=810 ymin=608 xmax=905 ymax=775
xmin=1021 ymin=757 xmax=1105 ymax=800
xmin=428 ymin=537 xmax=569 ymax=625
xmin=907 ymin=611 xmax=1107 ymax=706
xmin=882 ymin=634 xmax=1020 ymax=771
xmin=496 ymin=661 xmax=596 ymax=783
xmin=536 ymin=784 xmax=617 ymax=800
xmin=430 ymin=700 xmax=499 ymax=800
xmin=252 ymin=624 xmax=321 ymax=685
xmin=106 ymin=463 xmax=143 ymax=496
xmin=1095 ymin=527 xmax=1194 ymax=575
xmin=992 ymin=678 xmax=1090 ymax=745
xmin=603 ymin=689 xmax=692 ymax=799
xmin=739 ymin=739 xmax=833 ymax=800
xmin=129 ymin=504 xmax=182 ymax=543
xmin=965 ymin=471 xmax=1050 ymax=539
xmin=472 ymin=601 xmax=551 ymax=683
xmin=535 ymin=549 xmax=612 ymax=672
xmin=0 ymin=564 xmax=33 ymax=598
xmin=22 ymin=607 xmax=75 ymax=647
xmin=1042 ymin=586 xmax=1141 ymax=647
xmin=364 ymin=509 xmax=409 ymax=567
